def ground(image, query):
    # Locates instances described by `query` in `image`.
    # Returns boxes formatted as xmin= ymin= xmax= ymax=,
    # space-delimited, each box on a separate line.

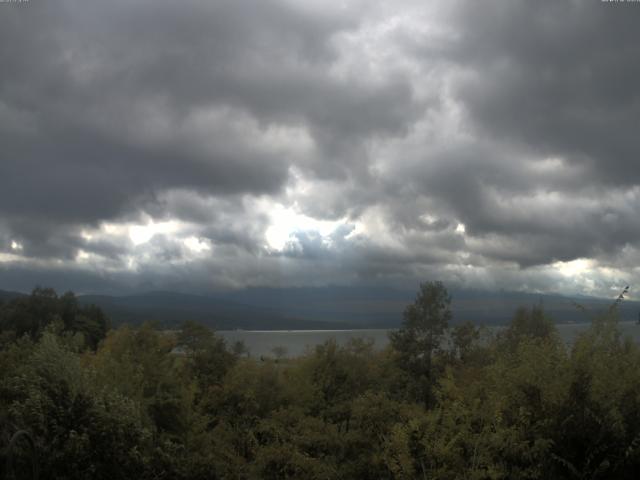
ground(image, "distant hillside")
xmin=77 ymin=291 xmax=352 ymax=330
xmin=2 ymin=287 xmax=638 ymax=330
xmin=451 ymin=289 xmax=640 ymax=326
xmin=0 ymin=289 xmax=26 ymax=302
xmin=221 ymin=286 xmax=640 ymax=327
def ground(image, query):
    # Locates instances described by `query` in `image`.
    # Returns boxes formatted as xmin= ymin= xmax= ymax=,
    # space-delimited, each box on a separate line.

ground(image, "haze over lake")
xmin=219 ymin=322 xmax=640 ymax=358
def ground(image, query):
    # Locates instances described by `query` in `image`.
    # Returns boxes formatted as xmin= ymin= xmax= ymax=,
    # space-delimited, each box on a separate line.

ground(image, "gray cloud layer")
xmin=1 ymin=0 xmax=640 ymax=296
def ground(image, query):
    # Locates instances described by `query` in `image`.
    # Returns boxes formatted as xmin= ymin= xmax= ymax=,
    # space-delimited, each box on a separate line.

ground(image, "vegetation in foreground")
xmin=1 ymin=283 xmax=640 ymax=479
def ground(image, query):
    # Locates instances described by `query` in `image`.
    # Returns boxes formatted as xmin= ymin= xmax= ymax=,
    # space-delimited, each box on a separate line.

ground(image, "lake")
xmin=218 ymin=321 xmax=640 ymax=358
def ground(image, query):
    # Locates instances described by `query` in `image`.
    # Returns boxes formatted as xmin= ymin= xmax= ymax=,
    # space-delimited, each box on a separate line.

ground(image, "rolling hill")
xmin=2 ymin=287 xmax=638 ymax=330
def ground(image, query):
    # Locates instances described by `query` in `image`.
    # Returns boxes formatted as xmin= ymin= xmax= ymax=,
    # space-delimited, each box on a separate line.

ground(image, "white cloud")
xmin=129 ymin=220 xmax=183 ymax=246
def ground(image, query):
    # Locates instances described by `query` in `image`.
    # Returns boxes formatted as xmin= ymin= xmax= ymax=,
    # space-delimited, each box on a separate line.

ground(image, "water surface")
xmin=219 ymin=322 xmax=640 ymax=358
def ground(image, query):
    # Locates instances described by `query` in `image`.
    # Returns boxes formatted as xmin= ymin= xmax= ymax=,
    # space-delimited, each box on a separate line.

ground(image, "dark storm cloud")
xmin=279 ymin=224 xmax=464 ymax=281
xmin=370 ymin=0 xmax=640 ymax=271
xmin=392 ymin=138 xmax=640 ymax=268
xmin=2 ymin=0 xmax=640 ymax=295
xmin=449 ymin=0 xmax=640 ymax=183
xmin=0 ymin=0 xmax=419 ymax=257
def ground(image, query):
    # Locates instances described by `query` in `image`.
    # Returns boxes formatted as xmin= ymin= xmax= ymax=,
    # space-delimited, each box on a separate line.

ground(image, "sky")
xmin=1 ymin=0 xmax=640 ymax=297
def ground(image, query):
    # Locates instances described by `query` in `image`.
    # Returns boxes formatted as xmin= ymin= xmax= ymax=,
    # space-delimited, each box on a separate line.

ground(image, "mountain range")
xmin=2 ymin=286 xmax=639 ymax=330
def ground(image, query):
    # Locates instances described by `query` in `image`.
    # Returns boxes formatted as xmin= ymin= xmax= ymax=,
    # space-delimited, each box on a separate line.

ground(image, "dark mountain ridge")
xmin=2 ymin=286 xmax=637 ymax=329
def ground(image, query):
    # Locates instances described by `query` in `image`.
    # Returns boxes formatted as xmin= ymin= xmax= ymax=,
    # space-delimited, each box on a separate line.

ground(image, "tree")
xmin=1 ymin=329 xmax=150 ymax=480
xmin=177 ymin=321 xmax=236 ymax=393
xmin=272 ymin=345 xmax=288 ymax=362
xmin=232 ymin=340 xmax=249 ymax=357
xmin=389 ymin=281 xmax=451 ymax=406
xmin=499 ymin=304 xmax=555 ymax=351
xmin=450 ymin=320 xmax=481 ymax=362
xmin=0 ymin=288 xmax=108 ymax=350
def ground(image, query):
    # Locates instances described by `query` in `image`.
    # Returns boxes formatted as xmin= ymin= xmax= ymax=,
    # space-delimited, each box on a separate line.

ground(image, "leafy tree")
xmin=389 ymin=281 xmax=452 ymax=406
xmin=304 ymin=339 xmax=374 ymax=428
xmin=253 ymin=408 xmax=340 ymax=480
xmin=0 ymin=288 xmax=108 ymax=350
xmin=231 ymin=340 xmax=249 ymax=357
xmin=546 ymin=317 xmax=640 ymax=479
xmin=72 ymin=304 xmax=109 ymax=350
xmin=0 ymin=328 xmax=149 ymax=480
xmin=177 ymin=320 xmax=236 ymax=393
xmin=499 ymin=304 xmax=556 ymax=352
xmin=450 ymin=320 xmax=481 ymax=362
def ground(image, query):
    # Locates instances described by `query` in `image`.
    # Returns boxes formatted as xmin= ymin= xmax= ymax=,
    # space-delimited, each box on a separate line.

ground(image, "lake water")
xmin=218 ymin=321 xmax=640 ymax=358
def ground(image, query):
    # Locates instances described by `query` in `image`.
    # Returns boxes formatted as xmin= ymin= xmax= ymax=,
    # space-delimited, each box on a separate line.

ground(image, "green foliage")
xmin=178 ymin=320 xmax=237 ymax=393
xmin=2 ymin=283 xmax=640 ymax=479
xmin=0 ymin=288 xmax=109 ymax=350
xmin=0 ymin=328 xmax=149 ymax=480
xmin=499 ymin=304 xmax=557 ymax=351
xmin=451 ymin=320 xmax=482 ymax=361
xmin=389 ymin=281 xmax=452 ymax=405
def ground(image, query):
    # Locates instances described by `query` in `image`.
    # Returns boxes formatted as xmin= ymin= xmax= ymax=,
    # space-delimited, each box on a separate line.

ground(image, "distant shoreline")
xmin=216 ymin=322 xmax=640 ymax=357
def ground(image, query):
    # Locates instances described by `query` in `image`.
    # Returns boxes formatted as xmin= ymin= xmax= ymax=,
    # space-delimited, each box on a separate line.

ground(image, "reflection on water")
xmin=218 ymin=322 xmax=640 ymax=358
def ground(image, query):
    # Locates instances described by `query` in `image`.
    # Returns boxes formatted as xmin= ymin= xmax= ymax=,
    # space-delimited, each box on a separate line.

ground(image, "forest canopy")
xmin=1 ymin=284 xmax=640 ymax=479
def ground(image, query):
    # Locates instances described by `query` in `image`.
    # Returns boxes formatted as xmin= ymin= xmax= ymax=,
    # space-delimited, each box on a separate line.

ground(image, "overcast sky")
xmin=1 ymin=0 xmax=640 ymax=297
